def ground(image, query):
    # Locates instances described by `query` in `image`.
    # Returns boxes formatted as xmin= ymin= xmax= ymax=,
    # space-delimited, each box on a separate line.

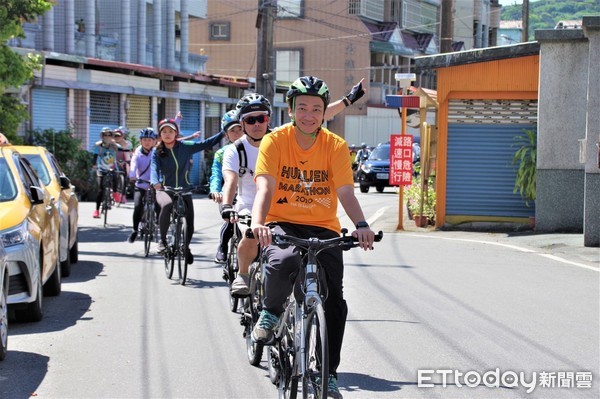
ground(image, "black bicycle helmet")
xmin=236 ymin=93 xmax=272 ymax=119
xmin=286 ymin=76 xmax=330 ymax=109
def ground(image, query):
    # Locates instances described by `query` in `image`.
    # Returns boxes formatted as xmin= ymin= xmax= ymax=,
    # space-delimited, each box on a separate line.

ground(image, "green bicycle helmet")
xmin=286 ymin=76 xmax=331 ymax=109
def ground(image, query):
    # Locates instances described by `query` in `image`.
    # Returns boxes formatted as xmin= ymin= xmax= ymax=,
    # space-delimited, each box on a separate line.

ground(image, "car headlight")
xmin=360 ymin=163 xmax=372 ymax=173
xmin=1 ymin=222 xmax=29 ymax=247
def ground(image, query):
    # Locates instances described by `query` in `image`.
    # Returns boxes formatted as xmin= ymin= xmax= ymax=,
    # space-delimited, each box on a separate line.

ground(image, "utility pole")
xmin=440 ymin=0 xmax=454 ymax=53
xmin=521 ymin=0 xmax=529 ymax=42
xmin=256 ymin=0 xmax=276 ymax=106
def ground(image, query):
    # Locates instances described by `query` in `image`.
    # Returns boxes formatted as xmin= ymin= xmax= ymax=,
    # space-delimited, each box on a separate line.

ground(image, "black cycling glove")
xmin=343 ymin=81 xmax=365 ymax=106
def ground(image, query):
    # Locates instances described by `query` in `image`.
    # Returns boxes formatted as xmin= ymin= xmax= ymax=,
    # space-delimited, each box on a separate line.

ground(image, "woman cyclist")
xmin=151 ymin=118 xmax=224 ymax=263
xmin=127 ymin=127 xmax=157 ymax=243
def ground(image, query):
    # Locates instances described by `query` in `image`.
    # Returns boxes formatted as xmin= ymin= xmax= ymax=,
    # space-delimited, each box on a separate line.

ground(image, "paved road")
xmin=2 ymin=189 xmax=598 ymax=398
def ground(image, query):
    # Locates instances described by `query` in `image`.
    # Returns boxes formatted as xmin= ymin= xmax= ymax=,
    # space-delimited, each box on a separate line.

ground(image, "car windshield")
xmin=369 ymin=145 xmax=390 ymax=161
xmin=0 ymin=158 xmax=17 ymax=202
xmin=22 ymin=154 xmax=51 ymax=186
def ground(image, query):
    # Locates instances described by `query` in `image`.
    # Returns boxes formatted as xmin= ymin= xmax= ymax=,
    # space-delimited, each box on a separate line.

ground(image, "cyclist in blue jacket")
xmin=209 ymin=110 xmax=244 ymax=263
xmin=151 ymin=118 xmax=224 ymax=263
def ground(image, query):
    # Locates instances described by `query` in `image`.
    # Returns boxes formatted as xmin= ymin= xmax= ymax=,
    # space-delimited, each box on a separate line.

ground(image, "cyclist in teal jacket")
xmin=151 ymin=118 xmax=224 ymax=262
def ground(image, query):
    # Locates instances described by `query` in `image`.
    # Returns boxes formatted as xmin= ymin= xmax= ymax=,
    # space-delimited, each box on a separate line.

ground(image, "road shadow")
xmin=0 ymin=351 xmax=48 ymax=399
xmin=62 ymin=260 xmax=104 ymax=284
xmin=338 ymin=372 xmax=416 ymax=394
xmin=8 ymin=290 xmax=93 ymax=335
xmin=77 ymin=225 xmax=130 ymax=243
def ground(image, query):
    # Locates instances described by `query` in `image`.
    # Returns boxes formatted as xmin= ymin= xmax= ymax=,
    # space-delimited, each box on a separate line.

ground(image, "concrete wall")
xmin=535 ymin=16 xmax=600 ymax=246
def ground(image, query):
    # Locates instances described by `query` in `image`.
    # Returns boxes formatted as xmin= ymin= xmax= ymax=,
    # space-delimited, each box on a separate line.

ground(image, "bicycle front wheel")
xmin=164 ymin=223 xmax=175 ymax=279
xmin=102 ymin=186 xmax=111 ymax=227
xmin=245 ymin=263 xmax=264 ymax=366
xmin=227 ymin=237 xmax=239 ymax=312
xmin=302 ymin=302 xmax=328 ymax=399
xmin=143 ymin=206 xmax=154 ymax=257
xmin=278 ymin=306 xmax=299 ymax=399
xmin=177 ymin=217 xmax=188 ymax=285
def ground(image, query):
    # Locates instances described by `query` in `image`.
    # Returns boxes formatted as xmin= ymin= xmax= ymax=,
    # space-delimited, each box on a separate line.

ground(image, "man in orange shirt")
xmin=250 ymin=76 xmax=375 ymax=399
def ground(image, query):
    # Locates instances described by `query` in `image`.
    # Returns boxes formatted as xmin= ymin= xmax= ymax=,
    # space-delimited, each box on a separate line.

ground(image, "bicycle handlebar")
xmin=245 ymin=228 xmax=383 ymax=250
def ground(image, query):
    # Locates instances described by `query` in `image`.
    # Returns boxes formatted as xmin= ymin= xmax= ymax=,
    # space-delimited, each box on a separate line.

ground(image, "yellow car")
xmin=13 ymin=146 xmax=79 ymax=277
xmin=0 ymin=146 xmax=61 ymax=322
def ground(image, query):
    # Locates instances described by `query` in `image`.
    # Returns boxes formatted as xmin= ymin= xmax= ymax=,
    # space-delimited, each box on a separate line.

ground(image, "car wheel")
xmin=0 ymin=272 xmax=8 ymax=361
xmin=44 ymin=257 xmax=61 ymax=297
xmin=376 ymin=186 xmax=384 ymax=193
xmin=61 ymin=234 xmax=71 ymax=278
xmin=360 ymin=184 xmax=369 ymax=193
xmin=69 ymin=236 xmax=78 ymax=264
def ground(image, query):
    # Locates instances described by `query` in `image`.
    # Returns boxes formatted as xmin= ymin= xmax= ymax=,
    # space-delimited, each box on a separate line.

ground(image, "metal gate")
xmin=447 ymin=99 xmax=537 ymax=218
xmin=89 ymin=91 xmax=120 ymax=151
xmin=31 ymin=87 xmax=68 ymax=131
xmin=126 ymin=95 xmax=151 ymax=135
xmin=180 ymin=100 xmax=201 ymax=185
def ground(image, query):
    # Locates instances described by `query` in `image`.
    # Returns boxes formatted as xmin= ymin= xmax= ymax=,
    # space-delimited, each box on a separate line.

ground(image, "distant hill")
xmin=501 ymin=0 xmax=600 ymax=39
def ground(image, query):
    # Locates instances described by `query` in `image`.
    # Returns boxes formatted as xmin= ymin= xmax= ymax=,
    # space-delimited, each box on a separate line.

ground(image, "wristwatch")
xmin=355 ymin=221 xmax=369 ymax=229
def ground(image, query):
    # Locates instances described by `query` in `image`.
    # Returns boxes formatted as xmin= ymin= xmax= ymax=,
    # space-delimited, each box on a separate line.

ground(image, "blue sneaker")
xmin=252 ymin=309 xmax=279 ymax=343
xmin=327 ymin=374 xmax=343 ymax=399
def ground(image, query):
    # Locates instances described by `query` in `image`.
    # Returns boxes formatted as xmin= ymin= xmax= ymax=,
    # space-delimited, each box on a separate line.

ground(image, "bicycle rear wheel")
xmin=177 ymin=217 xmax=188 ymax=285
xmin=302 ymin=302 xmax=328 ymax=399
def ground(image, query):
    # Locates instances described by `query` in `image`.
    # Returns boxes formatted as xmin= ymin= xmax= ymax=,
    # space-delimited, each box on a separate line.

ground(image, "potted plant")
xmin=404 ymin=177 xmax=436 ymax=227
xmin=512 ymin=129 xmax=537 ymax=205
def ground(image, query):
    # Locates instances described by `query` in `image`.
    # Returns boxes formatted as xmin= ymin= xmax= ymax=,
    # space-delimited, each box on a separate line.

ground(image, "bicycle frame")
xmin=266 ymin=229 xmax=384 ymax=398
xmin=100 ymin=169 xmax=116 ymax=227
xmin=162 ymin=186 xmax=193 ymax=285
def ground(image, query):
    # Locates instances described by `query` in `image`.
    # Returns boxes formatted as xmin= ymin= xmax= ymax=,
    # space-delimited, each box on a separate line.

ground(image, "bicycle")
xmin=100 ymin=169 xmax=117 ymax=227
xmin=221 ymin=212 xmax=252 ymax=313
xmin=241 ymin=239 xmax=266 ymax=366
xmin=136 ymin=179 xmax=158 ymax=258
xmin=161 ymin=186 xmax=194 ymax=285
xmin=248 ymin=228 xmax=383 ymax=399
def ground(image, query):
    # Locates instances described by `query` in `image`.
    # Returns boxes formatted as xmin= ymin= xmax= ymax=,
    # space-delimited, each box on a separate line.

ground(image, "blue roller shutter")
xmin=180 ymin=100 xmax=201 ymax=185
xmin=89 ymin=92 xmax=120 ymax=151
xmin=32 ymin=87 xmax=67 ymax=131
xmin=446 ymin=99 xmax=537 ymax=218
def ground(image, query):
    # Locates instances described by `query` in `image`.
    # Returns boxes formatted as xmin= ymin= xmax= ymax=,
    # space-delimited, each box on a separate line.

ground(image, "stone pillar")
xmin=43 ymin=7 xmax=54 ymax=51
xmin=180 ymin=0 xmax=189 ymax=73
xmin=582 ymin=16 xmax=600 ymax=247
xmin=121 ymin=0 xmax=131 ymax=63
xmin=153 ymin=0 xmax=162 ymax=68
xmin=65 ymin=0 xmax=75 ymax=53
xmin=137 ymin=0 xmax=146 ymax=65
xmin=534 ymin=29 xmax=587 ymax=232
xmin=166 ymin=0 xmax=176 ymax=70
xmin=85 ymin=0 xmax=96 ymax=57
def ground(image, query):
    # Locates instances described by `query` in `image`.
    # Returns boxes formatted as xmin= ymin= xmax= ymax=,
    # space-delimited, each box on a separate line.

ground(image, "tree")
xmin=0 ymin=0 xmax=53 ymax=142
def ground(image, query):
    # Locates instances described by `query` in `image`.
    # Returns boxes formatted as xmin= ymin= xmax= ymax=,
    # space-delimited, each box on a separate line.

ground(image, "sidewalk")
xmin=369 ymin=193 xmax=599 ymax=269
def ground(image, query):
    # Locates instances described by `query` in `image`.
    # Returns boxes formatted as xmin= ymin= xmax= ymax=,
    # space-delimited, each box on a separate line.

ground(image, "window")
xmin=278 ymin=0 xmax=303 ymax=18
xmin=210 ymin=22 xmax=230 ymax=40
xmin=276 ymin=50 xmax=302 ymax=83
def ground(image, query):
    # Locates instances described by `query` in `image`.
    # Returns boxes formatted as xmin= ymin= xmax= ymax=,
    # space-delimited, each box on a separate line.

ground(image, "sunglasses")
xmin=102 ymin=133 xmax=113 ymax=137
xmin=244 ymin=115 xmax=268 ymax=125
